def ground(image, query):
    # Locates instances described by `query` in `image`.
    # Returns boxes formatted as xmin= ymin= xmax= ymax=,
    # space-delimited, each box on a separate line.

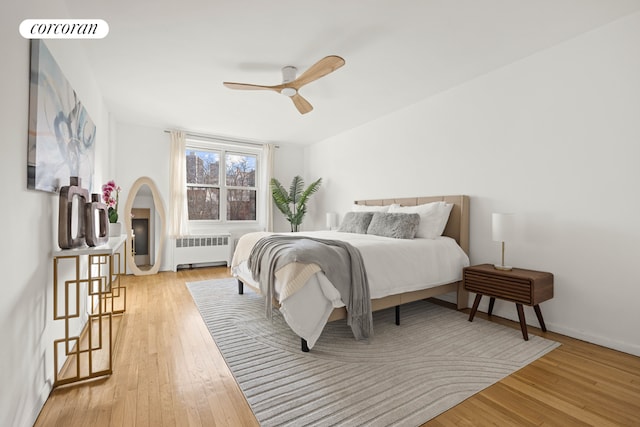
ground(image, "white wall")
xmin=113 ymin=123 xmax=171 ymax=270
xmin=270 ymin=143 xmax=307 ymax=232
xmin=113 ymin=122 xmax=305 ymax=267
xmin=0 ymin=2 xmax=111 ymax=426
xmin=306 ymin=13 xmax=640 ymax=356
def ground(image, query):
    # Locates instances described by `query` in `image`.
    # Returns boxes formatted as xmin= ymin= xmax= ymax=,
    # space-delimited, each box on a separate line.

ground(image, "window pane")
xmin=187 ymin=187 xmax=220 ymax=220
xmin=227 ymin=189 xmax=256 ymax=221
xmin=186 ymin=150 xmax=219 ymax=185
xmin=226 ymin=153 xmax=256 ymax=187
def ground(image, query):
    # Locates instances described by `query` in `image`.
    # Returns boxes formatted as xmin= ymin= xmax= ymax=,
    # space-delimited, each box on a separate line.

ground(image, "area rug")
xmin=187 ymin=278 xmax=560 ymax=426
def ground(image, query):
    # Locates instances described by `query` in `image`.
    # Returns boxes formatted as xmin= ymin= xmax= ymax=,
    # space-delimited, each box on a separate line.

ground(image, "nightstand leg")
xmin=469 ymin=294 xmax=482 ymax=321
xmin=488 ymin=297 xmax=496 ymax=316
xmin=516 ymin=304 xmax=529 ymax=340
xmin=533 ymin=304 xmax=547 ymax=332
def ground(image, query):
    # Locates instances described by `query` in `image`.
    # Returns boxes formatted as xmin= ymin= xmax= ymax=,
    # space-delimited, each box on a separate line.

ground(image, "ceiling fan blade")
xmin=224 ymin=56 xmax=344 ymax=113
xmin=223 ymin=82 xmax=282 ymax=92
xmin=290 ymin=55 xmax=345 ymax=89
xmin=290 ymin=93 xmax=313 ymax=114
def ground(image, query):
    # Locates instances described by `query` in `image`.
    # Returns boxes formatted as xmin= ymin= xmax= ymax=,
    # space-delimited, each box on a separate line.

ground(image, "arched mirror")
xmin=124 ymin=177 xmax=166 ymax=275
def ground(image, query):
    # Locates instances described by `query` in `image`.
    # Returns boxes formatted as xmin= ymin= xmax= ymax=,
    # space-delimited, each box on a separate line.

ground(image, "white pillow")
xmin=388 ymin=202 xmax=453 ymax=239
xmin=351 ymin=204 xmax=392 ymax=213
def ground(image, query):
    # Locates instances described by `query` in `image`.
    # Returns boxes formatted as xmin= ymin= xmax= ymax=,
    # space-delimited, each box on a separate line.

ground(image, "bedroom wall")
xmin=305 ymin=12 xmax=640 ymax=356
xmin=0 ymin=1 xmax=112 ymax=426
xmin=113 ymin=121 xmax=305 ymax=269
xmin=112 ymin=123 xmax=172 ymax=270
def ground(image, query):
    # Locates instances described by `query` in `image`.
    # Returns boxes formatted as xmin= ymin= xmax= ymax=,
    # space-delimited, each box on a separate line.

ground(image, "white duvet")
xmin=231 ymin=230 xmax=469 ymax=348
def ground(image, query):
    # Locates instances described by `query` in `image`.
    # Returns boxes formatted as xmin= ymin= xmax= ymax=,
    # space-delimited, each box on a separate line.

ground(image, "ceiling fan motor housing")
xmin=280 ymin=66 xmax=297 ymax=96
xmin=281 ymin=65 xmax=297 ymax=83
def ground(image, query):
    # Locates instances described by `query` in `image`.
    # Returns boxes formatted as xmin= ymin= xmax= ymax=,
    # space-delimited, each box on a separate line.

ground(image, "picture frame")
xmin=27 ymin=39 xmax=96 ymax=193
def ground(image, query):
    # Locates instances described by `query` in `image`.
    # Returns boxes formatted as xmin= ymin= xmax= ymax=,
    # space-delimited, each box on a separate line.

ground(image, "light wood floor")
xmin=35 ymin=267 xmax=640 ymax=426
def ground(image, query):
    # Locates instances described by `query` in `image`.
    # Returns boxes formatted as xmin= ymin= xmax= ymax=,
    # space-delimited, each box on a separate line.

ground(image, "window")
xmin=186 ymin=149 xmax=220 ymax=220
xmin=225 ymin=153 xmax=257 ymax=221
xmin=186 ymin=142 xmax=258 ymax=222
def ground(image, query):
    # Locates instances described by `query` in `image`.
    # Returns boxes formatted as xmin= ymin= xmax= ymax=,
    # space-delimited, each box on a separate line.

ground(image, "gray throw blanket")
xmin=247 ymin=235 xmax=373 ymax=341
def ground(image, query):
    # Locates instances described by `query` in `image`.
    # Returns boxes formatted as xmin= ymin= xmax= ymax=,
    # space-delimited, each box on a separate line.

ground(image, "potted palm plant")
xmin=270 ymin=175 xmax=322 ymax=232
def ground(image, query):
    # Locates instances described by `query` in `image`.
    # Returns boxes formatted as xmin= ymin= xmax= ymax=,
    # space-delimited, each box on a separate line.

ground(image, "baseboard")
xmin=23 ymin=381 xmax=52 ymax=427
xmin=545 ymin=321 xmax=640 ymax=357
xmin=469 ymin=301 xmax=640 ymax=357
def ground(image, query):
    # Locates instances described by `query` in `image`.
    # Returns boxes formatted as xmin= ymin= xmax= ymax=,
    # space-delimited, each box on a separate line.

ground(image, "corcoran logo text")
xmin=20 ymin=19 xmax=109 ymax=39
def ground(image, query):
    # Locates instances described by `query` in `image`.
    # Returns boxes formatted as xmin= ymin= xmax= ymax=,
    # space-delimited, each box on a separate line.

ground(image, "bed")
xmin=231 ymin=195 xmax=470 ymax=351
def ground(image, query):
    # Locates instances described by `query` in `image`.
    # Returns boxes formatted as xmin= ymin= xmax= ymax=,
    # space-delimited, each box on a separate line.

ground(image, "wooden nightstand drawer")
xmin=464 ymin=270 xmax=533 ymax=304
xmin=463 ymin=264 xmax=554 ymax=341
xmin=463 ymin=264 xmax=553 ymax=305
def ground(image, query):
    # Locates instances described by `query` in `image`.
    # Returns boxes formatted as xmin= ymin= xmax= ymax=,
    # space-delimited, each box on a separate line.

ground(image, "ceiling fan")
xmin=223 ymin=55 xmax=345 ymax=114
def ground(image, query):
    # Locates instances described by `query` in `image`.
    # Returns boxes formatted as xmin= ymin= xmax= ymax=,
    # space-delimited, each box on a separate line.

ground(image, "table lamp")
xmin=492 ymin=213 xmax=515 ymax=271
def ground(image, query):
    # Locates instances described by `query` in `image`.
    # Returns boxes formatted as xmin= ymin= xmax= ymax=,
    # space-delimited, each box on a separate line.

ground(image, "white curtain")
xmin=262 ymin=143 xmax=275 ymax=232
xmin=168 ymin=130 xmax=188 ymax=238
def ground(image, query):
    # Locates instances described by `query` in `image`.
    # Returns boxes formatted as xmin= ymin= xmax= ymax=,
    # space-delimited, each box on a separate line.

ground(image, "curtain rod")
xmin=164 ymin=129 xmax=279 ymax=148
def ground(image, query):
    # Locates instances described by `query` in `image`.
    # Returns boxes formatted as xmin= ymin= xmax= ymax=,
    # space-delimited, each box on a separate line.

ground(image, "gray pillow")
xmin=367 ymin=212 xmax=420 ymax=239
xmin=338 ymin=212 xmax=374 ymax=234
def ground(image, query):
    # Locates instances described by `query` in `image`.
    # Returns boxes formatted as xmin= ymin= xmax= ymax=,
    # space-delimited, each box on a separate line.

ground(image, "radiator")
xmin=173 ymin=234 xmax=231 ymax=271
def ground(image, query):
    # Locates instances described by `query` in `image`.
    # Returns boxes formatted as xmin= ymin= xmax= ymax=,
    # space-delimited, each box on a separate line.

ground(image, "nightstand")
xmin=463 ymin=264 xmax=554 ymax=340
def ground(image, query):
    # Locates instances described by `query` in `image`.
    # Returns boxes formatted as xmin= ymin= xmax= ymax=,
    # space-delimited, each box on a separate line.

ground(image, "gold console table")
xmin=52 ymin=235 xmax=127 ymax=387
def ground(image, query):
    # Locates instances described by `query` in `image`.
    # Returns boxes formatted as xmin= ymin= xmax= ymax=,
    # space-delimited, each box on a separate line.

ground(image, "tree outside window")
xmin=186 ymin=147 xmax=257 ymax=222
xmin=226 ymin=153 xmax=257 ymax=221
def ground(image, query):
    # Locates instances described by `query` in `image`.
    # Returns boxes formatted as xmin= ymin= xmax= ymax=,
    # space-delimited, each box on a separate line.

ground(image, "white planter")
xmin=109 ymin=222 xmax=123 ymax=237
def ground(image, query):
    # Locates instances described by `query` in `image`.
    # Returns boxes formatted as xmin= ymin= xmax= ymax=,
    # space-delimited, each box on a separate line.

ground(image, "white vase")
xmin=109 ymin=222 xmax=123 ymax=237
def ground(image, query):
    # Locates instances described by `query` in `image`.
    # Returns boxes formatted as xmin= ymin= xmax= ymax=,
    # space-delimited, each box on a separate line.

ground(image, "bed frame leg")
xmin=395 ymin=305 xmax=400 ymax=326
xmin=237 ymin=280 xmax=244 ymax=295
xmin=301 ymin=338 xmax=309 ymax=352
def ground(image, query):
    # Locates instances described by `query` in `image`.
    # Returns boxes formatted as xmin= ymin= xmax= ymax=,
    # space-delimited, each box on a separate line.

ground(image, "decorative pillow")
xmin=388 ymin=202 xmax=453 ymax=239
xmin=351 ymin=204 xmax=391 ymax=213
xmin=338 ymin=212 xmax=374 ymax=234
xmin=366 ymin=212 xmax=420 ymax=239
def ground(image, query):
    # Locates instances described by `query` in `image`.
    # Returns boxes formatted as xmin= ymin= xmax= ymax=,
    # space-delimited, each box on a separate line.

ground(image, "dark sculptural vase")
xmin=84 ymin=193 xmax=109 ymax=247
xmin=58 ymin=177 xmax=90 ymax=249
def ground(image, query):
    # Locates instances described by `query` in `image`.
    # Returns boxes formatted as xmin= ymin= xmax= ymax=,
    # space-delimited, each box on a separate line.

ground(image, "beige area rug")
xmin=187 ymin=278 xmax=560 ymax=427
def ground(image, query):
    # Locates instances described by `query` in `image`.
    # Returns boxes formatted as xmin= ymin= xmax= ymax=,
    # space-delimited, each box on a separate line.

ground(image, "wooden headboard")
xmin=354 ymin=195 xmax=470 ymax=255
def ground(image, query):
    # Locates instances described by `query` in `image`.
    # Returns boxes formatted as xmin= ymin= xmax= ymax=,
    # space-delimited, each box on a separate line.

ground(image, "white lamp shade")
xmin=326 ymin=212 xmax=338 ymax=229
xmin=492 ymin=213 xmax=516 ymax=242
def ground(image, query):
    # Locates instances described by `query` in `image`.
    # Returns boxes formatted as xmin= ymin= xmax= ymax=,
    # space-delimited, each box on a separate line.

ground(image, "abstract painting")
xmin=27 ymin=39 xmax=96 ymax=193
